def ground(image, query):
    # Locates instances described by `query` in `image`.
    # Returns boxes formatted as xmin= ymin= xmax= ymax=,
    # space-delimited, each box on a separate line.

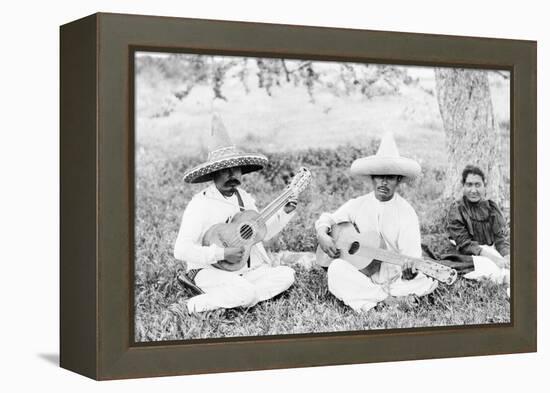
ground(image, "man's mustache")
xmin=224 ymin=179 xmax=241 ymax=187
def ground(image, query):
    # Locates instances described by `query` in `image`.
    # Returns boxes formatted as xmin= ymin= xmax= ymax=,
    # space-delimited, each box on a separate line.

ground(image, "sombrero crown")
xmin=183 ymin=114 xmax=268 ymax=183
xmin=350 ymin=132 xmax=421 ymax=179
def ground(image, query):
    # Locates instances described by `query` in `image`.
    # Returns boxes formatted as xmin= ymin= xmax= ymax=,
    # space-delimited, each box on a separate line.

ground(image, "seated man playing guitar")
xmin=315 ymin=133 xmax=439 ymax=312
xmin=174 ymin=114 xmax=303 ymax=313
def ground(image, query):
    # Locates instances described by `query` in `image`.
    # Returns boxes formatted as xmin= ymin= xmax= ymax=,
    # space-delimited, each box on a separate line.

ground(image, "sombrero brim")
xmin=183 ymin=154 xmax=268 ymax=183
xmin=350 ymin=156 xmax=421 ymax=179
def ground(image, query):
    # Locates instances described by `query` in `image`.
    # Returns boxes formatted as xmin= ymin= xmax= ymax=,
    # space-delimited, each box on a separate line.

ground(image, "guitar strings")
xmin=366 ymin=244 xmax=455 ymax=282
xmin=225 ymin=172 xmax=307 ymax=246
xmin=227 ymin=187 xmax=295 ymax=246
xmin=226 ymin=171 xmax=309 ymax=246
xmin=223 ymin=171 xmax=309 ymax=259
xmin=226 ymin=189 xmax=292 ymax=245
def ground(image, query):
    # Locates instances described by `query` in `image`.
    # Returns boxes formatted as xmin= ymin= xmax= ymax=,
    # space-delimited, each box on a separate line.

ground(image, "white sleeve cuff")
xmin=211 ymin=244 xmax=225 ymax=263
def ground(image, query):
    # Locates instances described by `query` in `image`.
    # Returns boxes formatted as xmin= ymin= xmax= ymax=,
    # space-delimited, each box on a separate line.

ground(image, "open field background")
xmin=134 ymin=54 xmax=510 ymax=342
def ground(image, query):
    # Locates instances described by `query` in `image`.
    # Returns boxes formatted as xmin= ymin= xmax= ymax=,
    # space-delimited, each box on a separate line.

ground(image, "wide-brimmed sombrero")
xmin=350 ymin=132 xmax=421 ymax=179
xmin=183 ymin=114 xmax=268 ymax=183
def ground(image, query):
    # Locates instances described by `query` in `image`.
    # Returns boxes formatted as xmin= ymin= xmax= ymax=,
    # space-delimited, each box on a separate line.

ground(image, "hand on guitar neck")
xmin=283 ymin=194 xmax=298 ymax=214
xmin=401 ymin=260 xmax=418 ymax=280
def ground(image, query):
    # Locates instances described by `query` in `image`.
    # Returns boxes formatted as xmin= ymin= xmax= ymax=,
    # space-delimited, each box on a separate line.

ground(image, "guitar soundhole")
xmin=240 ymin=224 xmax=254 ymax=240
xmin=349 ymin=241 xmax=360 ymax=255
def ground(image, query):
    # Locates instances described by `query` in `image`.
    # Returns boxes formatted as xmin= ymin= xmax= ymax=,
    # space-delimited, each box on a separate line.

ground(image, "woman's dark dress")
xmin=429 ymin=197 xmax=509 ymax=275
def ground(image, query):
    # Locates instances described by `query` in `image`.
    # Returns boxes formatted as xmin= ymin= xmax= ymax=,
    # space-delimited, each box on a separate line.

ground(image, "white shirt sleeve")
xmin=397 ymin=203 xmax=422 ymax=258
xmin=173 ymin=197 xmax=225 ymax=267
xmin=314 ymin=197 xmax=362 ymax=234
xmin=264 ymin=209 xmax=296 ymax=241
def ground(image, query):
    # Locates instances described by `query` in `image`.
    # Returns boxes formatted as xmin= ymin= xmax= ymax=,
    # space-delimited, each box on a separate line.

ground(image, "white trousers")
xmin=327 ymin=259 xmax=438 ymax=313
xmin=466 ymin=245 xmax=510 ymax=296
xmin=187 ymin=265 xmax=295 ymax=313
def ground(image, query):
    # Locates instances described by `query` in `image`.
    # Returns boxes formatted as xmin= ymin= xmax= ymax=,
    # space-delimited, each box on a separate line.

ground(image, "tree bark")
xmin=434 ymin=68 xmax=502 ymax=203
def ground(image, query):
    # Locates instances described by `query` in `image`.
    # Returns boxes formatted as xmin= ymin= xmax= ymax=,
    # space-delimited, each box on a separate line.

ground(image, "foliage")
xmin=135 ymin=54 xmax=418 ymax=112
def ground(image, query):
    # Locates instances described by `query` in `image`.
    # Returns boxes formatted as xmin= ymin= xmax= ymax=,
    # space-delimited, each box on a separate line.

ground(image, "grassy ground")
xmin=136 ymin=262 xmax=510 ymax=341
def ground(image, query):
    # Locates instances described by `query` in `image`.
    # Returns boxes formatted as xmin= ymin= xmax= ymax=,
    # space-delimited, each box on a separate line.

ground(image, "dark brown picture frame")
xmin=60 ymin=12 xmax=536 ymax=380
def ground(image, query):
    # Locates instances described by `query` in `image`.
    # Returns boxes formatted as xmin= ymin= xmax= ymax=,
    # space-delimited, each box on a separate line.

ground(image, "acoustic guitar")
xmin=316 ymin=222 xmax=457 ymax=285
xmin=203 ymin=167 xmax=312 ymax=271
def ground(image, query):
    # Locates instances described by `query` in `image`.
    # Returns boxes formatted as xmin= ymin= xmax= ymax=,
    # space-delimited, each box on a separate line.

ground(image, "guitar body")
xmin=203 ymin=210 xmax=267 ymax=272
xmin=316 ymin=222 xmax=457 ymax=285
xmin=202 ymin=167 xmax=312 ymax=272
xmin=316 ymin=222 xmax=382 ymax=270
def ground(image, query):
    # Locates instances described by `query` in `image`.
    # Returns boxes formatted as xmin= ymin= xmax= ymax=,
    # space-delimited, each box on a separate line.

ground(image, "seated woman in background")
xmin=442 ymin=165 xmax=510 ymax=295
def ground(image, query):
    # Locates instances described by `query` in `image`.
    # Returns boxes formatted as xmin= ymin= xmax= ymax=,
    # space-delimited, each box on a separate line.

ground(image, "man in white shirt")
xmin=315 ymin=133 xmax=438 ymax=312
xmin=174 ymin=114 xmax=297 ymax=313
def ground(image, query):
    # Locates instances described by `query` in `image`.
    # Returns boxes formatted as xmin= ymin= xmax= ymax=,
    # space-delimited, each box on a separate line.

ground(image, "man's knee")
xmin=470 ymin=256 xmax=508 ymax=284
xmin=327 ymin=259 xmax=349 ymax=294
xmin=265 ymin=266 xmax=295 ymax=296
xmin=327 ymin=258 xmax=348 ymax=277
xmin=273 ymin=265 xmax=295 ymax=286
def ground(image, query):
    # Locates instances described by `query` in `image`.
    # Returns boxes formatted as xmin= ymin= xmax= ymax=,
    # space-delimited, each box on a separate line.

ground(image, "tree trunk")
xmin=434 ymin=68 xmax=502 ymax=204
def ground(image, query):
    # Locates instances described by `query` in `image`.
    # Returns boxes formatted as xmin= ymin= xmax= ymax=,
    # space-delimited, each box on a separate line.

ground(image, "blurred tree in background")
xmin=434 ymin=68 xmax=505 ymax=205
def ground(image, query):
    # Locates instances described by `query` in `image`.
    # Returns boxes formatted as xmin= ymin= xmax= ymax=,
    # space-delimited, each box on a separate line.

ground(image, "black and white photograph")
xmin=133 ymin=52 xmax=511 ymax=342
xmin=3 ymin=0 xmax=547 ymax=388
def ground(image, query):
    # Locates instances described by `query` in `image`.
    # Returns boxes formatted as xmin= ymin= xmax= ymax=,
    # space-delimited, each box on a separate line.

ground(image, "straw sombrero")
xmin=183 ymin=114 xmax=268 ymax=183
xmin=350 ymin=132 xmax=421 ymax=179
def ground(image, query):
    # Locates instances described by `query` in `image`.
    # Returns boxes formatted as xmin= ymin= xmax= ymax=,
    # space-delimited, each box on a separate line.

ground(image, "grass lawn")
xmin=135 ymin=259 xmax=510 ymax=342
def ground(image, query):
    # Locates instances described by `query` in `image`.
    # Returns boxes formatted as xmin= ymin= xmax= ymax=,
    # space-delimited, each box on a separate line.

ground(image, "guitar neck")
xmin=355 ymin=243 xmax=457 ymax=285
xmin=257 ymin=188 xmax=293 ymax=224
xmin=357 ymin=244 xmax=423 ymax=267
xmin=254 ymin=168 xmax=310 ymax=226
